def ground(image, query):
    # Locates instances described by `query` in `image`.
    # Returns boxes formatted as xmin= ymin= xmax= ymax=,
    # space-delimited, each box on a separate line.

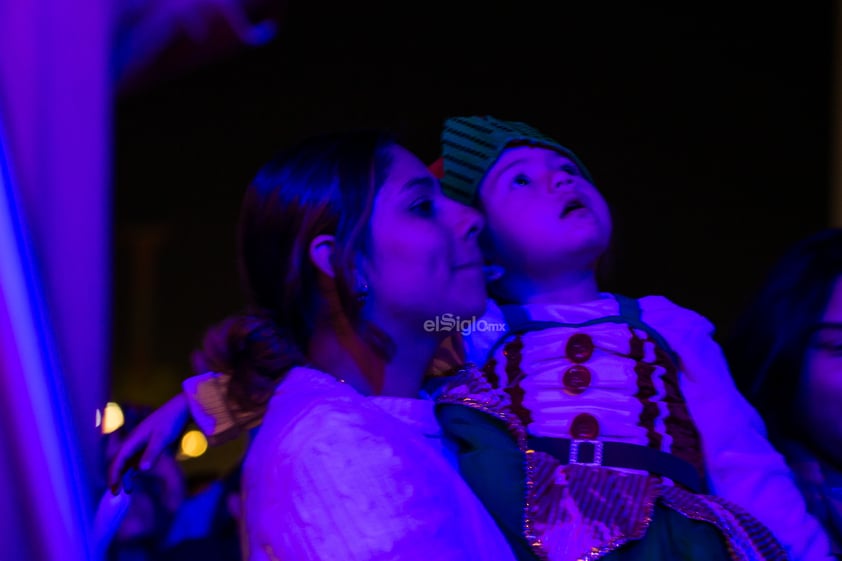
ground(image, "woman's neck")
xmin=307 ymin=320 xmax=440 ymax=398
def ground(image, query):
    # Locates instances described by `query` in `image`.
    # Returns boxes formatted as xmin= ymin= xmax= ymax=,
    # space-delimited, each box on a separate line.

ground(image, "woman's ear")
xmin=309 ymin=234 xmax=336 ymax=278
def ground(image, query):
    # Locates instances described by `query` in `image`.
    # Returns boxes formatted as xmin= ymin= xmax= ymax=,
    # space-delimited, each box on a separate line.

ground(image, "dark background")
xmin=111 ymin=2 xmax=835 ymax=471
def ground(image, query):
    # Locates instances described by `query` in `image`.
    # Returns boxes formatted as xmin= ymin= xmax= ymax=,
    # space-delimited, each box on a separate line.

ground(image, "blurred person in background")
xmin=726 ymin=228 xmax=842 ymax=558
xmin=104 ymin=404 xmax=186 ymax=561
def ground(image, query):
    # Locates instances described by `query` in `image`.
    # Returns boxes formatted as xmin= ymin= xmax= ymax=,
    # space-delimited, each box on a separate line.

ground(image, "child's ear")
xmin=309 ymin=235 xmax=336 ymax=278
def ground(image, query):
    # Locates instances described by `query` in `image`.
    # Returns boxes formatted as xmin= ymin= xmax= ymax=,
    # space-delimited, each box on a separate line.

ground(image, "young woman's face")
xmin=478 ymin=145 xmax=612 ymax=274
xmin=800 ymin=275 xmax=842 ymax=465
xmin=364 ymin=145 xmax=487 ymax=333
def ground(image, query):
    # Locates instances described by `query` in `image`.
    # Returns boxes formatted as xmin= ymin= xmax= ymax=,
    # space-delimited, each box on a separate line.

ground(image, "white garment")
xmin=464 ymin=294 xmax=834 ymax=561
xmin=241 ymin=366 xmax=517 ymax=561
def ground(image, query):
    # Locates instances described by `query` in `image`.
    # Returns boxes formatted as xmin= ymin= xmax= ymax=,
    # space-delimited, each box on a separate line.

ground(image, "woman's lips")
xmin=454 ymin=261 xmax=483 ymax=271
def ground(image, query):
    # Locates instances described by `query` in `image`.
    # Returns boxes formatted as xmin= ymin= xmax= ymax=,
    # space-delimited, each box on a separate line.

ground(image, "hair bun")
xmin=192 ymin=312 xmax=306 ymax=409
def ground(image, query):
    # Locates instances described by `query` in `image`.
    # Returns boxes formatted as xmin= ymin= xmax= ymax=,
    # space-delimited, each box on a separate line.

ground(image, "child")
xmin=429 ymin=115 xmax=831 ymax=561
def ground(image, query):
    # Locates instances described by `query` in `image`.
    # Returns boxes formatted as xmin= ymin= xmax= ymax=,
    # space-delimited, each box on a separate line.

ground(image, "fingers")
xmin=138 ymin=432 xmax=167 ymax=473
xmin=108 ymin=440 xmax=142 ymax=494
xmin=107 ymin=393 xmax=191 ymax=492
xmin=107 ymin=417 xmax=156 ymax=492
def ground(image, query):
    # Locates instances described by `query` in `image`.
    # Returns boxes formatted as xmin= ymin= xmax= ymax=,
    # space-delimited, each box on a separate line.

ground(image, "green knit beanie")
xmin=440 ymin=115 xmax=594 ymax=206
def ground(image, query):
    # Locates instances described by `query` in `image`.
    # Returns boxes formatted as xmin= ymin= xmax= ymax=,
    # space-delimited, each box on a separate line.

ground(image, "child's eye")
xmin=561 ymin=163 xmax=581 ymax=176
xmin=512 ymin=173 xmax=531 ymax=188
xmin=410 ymin=199 xmax=435 ymax=217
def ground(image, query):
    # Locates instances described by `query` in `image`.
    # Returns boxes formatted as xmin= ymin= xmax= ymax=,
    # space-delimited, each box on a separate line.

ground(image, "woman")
xmin=112 ymin=130 xmax=516 ymax=560
xmin=726 ymin=228 xmax=842 ymax=558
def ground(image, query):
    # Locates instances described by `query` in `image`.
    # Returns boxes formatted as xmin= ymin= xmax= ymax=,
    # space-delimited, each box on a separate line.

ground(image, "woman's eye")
xmin=410 ymin=199 xmax=435 ymax=217
xmin=512 ymin=173 xmax=531 ymax=187
xmin=816 ymin=341 xmax=842 ymax=355
xmin=811 ymin=334 xmax=842 ymax=355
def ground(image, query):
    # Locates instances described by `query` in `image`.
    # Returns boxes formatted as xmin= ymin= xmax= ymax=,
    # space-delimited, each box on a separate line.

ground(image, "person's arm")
xmin=107 ymin=393 xmax=189 ymax=491
xmin=181 ymin=371 xmax=264 ymax=444
xmin=670 ymin=313 xmax=834 ymax=561
xmin=107 ymin=371 xmax=265 ymax=491
xmin=242 ymin=399 xmax=516 ymax=561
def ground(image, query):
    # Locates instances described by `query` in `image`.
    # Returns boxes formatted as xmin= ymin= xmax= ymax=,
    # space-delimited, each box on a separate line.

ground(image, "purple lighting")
xmin=0 ymin=0 xmax=112 ymax=557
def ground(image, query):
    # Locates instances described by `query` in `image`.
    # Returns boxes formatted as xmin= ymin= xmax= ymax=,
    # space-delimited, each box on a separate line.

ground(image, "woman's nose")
xmin=458 ymin=204 xmax=484 ymax=240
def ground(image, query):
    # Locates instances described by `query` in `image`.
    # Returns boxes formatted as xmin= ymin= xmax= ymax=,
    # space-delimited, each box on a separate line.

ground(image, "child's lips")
xmin=560 ymin=198 xmax=589 ymax=218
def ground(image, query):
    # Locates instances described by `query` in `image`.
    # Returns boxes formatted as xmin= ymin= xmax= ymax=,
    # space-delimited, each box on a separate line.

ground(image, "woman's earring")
xmin=483 ymin=264 xmax=505 ymax=282
xmin=356 ymin=274 xmax=369 ymax=304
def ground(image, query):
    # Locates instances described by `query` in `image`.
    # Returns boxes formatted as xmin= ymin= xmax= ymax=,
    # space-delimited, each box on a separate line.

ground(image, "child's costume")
xmin=433 ymin=293 xmax=830 ymax=560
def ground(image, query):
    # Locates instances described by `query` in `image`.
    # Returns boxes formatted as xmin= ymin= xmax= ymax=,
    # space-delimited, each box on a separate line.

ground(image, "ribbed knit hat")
xmin=439 ymin=115 xmax=593 ymax=205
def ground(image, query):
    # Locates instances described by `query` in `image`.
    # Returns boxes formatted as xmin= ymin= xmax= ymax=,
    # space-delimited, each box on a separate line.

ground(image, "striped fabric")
xmin=436 ymin=365 xmax=789 ymax=561
xmin=488 ymin=325 xmax=706 ymax=479
xmin=440 ymin=115 xmax=594 ymax=205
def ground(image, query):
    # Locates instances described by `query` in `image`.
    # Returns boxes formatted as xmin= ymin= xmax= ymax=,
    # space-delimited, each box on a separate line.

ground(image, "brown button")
xmin=566 ymin=333 xmax=594 ymax=363
xmin=562 ymin=365 xmax=591 ymax=395
xmin=570 ymin=413 xmax=600 ymax=439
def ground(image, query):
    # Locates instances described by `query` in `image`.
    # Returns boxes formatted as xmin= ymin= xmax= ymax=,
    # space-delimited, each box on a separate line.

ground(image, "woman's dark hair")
xmin=725 ymin=228 xmax=842 ymax=440
xmin=191 ymin=130 xmax=396 ymax=411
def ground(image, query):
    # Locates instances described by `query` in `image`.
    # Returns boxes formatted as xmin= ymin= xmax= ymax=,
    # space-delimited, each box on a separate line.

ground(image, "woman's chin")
xmin=454 ymin=298 xmax=489 ymax=321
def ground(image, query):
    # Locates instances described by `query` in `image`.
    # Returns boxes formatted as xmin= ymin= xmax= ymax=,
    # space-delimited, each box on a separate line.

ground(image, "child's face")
xmin=477 ymin=145 xmax=612 ymax=275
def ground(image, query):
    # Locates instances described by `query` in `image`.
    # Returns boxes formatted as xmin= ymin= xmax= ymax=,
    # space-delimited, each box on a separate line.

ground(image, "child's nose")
xmin=550 ymin=170 xmax=576 ymax=193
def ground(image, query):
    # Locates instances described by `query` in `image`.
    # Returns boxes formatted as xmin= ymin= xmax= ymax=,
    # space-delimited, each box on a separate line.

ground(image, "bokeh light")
xmin=179 ymin=429 xmax=208 ymax=458
xmin=101 ymin=402 xmax=124 ymax=434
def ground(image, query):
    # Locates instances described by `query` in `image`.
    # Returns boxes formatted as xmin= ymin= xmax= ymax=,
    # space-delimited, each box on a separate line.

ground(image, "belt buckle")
xmin=569 ymin=439 xmax=603 ymax=466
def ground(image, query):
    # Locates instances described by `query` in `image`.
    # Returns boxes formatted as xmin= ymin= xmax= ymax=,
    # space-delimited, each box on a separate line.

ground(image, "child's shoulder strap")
xmin=485 ymin=294 xmax=679 ymax=366
xmin=613 ymin=293 xmax=641 ymax=320
xmin=613 ymin=294 xmax=679 ymax=365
